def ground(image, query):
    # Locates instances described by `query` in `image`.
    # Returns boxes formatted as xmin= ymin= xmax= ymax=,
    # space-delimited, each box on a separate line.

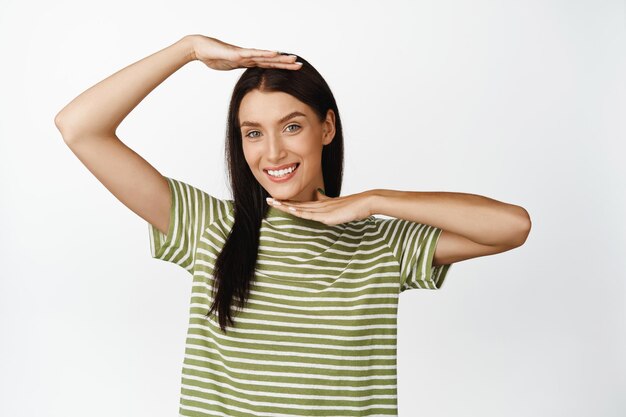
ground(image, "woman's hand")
xmin=188 ymin=35 xmax=303 ymax=71
xmin=266 ymin=189 xmax=376 ymax=226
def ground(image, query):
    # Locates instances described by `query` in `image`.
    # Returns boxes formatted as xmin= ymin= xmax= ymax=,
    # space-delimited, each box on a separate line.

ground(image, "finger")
xmin=240 ymin=56 xmax=299 ymax=69
xmin=279 ymin=196 xmax=336 ymax=206
xmin=288 ymin=209 xmax=329 ymax=224
xmin=271 ymin=198 xmax=319 ymax=207
xmin=254 ymin=61 xmax=303 ymax=69
xmin=270 ymin=203 xmax=302 ymax=216
xmin=269 ymin=203 xmax=332 ymax=224
xmin=272 ymin=202 xmax=329 ymax=212
xmin=240 ymin=48 xmax=279 ymax=58
xmin=252 ymin=57 xmax=299 ymax=66
xmin=276 ymin=204 xmax=310 ymax=218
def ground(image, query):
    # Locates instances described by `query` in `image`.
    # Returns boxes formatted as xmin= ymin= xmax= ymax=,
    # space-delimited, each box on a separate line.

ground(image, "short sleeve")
xmin=148 ymin=176 xmax=233 ymax=275
xmin=374 ymin=217 xmax=453 ymax=291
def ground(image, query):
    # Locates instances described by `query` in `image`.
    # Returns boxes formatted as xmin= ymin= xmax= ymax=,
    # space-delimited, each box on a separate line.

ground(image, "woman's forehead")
xmin=239 ymin=91 xmax=311 ymax=124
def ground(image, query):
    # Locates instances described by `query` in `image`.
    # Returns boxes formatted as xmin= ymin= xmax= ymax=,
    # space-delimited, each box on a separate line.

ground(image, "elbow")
xmin=54 ymin=112 xmax=71 ymax=139
xmin=54 ymin=112 xmax=64 ymax=130
xmin=54 ymin=113 xmax=80 ymax=143
xmin=54 ymin=110 xmax=71 ymax=132
xmin=512 ymin=207 xmax=532 ymax=247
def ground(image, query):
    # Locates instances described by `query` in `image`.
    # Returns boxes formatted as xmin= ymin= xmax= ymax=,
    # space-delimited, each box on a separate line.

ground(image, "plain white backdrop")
xmin=1 ymin=0 xmax=624 ymax=416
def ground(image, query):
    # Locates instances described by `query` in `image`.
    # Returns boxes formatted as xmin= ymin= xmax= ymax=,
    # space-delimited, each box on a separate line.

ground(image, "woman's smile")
xmin=240 ymin=90 xmax=335 ymax=202
xmin=264 ymin=162 xmax=300 ymax=182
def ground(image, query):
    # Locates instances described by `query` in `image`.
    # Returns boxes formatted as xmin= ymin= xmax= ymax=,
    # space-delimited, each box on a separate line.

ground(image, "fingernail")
xmin=317 ymin=188 xmax=325 ymax=195
xmin=266 ymin=197 xmax=273 ymax=204
xmin=289 ymin=206 xmax=297 ymax=212
xmin=295 ymin=61 xmax=303 ymax=65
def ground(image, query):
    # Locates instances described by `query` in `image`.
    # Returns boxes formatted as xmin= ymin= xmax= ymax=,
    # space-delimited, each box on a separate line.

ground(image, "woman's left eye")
xmin=286 ymin=124 xmax=301 ymax=132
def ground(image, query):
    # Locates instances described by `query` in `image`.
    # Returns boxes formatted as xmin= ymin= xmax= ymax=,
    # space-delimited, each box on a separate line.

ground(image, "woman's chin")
xmin=268 ymin=189 xmax=301 ymax=201
xmin=265 ymin=184 xmax=301 ymax=199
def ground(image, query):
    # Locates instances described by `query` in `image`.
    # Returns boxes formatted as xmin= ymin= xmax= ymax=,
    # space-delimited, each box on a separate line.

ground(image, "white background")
xmin=1 ymin=0 xmax=624 ymax=416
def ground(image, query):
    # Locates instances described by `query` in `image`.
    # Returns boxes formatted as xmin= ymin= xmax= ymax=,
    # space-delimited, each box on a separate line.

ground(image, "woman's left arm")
xmin=369 ymin=189 xmax=532 ymax=265
xmin=266 ymin=188 xmax=531 ymax=266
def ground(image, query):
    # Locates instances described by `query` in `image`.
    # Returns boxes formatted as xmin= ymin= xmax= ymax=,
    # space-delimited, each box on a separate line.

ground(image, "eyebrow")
xmin=240 ymin=111 xmax=307 ymax=128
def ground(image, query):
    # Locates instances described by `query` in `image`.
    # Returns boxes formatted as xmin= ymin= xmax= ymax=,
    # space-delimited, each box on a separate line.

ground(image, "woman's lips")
xmin=264 ymin=162 xmax=299 ymax=171
xmin=264 ymin=163 xmax=300 ymax=183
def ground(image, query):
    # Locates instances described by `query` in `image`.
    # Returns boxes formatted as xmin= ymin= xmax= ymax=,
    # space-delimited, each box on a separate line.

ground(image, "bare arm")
xmin=370 ymin=189 xmax=531 ymax=265
xmin=55 ymin=35 xmax=196 ymax=139
xmin=54 ymin=35 xmax=300 ymax=235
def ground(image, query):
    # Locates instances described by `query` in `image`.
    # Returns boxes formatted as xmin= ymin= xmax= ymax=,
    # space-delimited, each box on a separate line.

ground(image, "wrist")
xmin=366 ymin=189 xmax=384 ymax=216
xmin=179 ymin=35 xmax=199 ymax=62
xmin=366 ymin=189 xmax=395 ymax=216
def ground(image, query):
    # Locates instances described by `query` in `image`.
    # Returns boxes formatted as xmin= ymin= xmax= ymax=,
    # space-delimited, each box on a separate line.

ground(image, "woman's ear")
xmin=322 ymin=109 xmax=336 ymax=145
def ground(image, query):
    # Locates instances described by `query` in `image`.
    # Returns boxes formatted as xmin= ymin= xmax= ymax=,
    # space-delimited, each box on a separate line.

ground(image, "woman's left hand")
xmin=266 ymin=189 xmax=376 ymax=226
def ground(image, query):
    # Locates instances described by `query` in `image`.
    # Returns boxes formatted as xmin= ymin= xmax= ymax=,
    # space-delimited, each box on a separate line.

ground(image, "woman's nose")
xmin=266 ymin=136 xmax=287 ymax=160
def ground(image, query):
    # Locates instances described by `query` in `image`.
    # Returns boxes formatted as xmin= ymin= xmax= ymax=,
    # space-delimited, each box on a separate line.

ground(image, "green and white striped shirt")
xmin=148 ymin=176 xmax=453 ymax=417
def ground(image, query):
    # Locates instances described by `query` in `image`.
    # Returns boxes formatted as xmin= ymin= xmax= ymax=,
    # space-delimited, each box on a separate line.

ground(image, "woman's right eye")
xmin=245 ymin=125 xmax=299 ymax=138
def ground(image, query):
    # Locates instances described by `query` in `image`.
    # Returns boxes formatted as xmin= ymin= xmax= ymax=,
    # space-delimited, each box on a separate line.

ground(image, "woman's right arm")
xmin=54 ymin=36 xmax=200 ymax=235
xmin=54 ymin=35 xmax=299 ymax=236
xmin=55 ymin=35 xmax=197 ymax=140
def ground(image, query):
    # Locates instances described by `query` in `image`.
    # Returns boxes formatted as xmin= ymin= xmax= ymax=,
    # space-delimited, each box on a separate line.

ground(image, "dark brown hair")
xmin=205 ymin=55 xmax=345 ymax=333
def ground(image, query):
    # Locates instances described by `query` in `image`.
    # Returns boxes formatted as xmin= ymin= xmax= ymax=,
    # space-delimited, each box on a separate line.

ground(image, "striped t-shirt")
xmin=148 ymin=176 xmax=453 ymax=417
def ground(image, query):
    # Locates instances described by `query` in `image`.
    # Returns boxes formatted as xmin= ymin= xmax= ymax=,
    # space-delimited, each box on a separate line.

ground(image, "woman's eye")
xmin=244 ymin=125 xmax=300 ymax=139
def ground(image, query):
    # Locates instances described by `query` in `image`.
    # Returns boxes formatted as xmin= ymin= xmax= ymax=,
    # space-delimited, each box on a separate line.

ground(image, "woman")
xmin=55 ymin=34 xmax=531 ymax=416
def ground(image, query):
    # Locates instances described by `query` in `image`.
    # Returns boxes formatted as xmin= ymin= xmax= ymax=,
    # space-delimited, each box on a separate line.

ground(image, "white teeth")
xmin=267 ymin=164 xmax=297 ymax=177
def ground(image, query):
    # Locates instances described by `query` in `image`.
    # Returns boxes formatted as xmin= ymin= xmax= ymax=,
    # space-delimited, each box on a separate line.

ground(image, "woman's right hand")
xmin=188 ymin=35 xmax=302 ymax=71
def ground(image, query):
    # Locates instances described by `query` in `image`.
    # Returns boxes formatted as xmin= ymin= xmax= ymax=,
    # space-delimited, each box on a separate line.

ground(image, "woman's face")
xmin=239 ymin=89 xmax=335 ymax=202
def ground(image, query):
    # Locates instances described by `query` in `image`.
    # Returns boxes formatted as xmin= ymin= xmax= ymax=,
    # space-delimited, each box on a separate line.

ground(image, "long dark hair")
xmin=205 ymin=54 xmax=345 ymax=334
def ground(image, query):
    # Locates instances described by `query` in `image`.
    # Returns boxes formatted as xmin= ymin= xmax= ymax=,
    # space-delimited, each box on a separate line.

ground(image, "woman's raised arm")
xmin=53 ymin=35 xmax=300 ymax=235
xmin=55 ymin=35 xmax=197 ymax=139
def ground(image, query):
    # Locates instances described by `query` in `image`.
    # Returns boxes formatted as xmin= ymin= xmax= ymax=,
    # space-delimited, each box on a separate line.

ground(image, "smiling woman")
xmin=55 ymin=33 xmax=526 ymax=417
xmin=161 ymin=50 xmax=454 ymax=417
